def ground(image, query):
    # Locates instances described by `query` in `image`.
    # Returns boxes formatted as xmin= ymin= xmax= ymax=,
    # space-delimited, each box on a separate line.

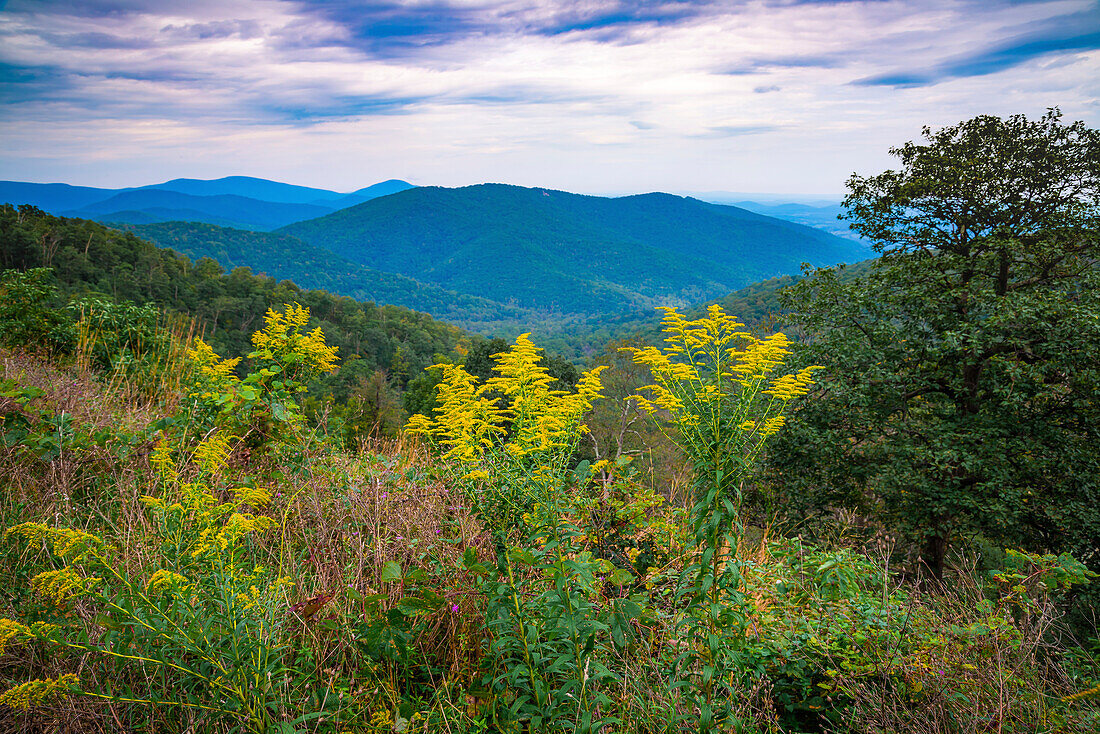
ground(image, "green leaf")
xmin=609 ymin=568 xmax=635 ymax=586
xmin=380 ymin=560 xmax=402 ymax=583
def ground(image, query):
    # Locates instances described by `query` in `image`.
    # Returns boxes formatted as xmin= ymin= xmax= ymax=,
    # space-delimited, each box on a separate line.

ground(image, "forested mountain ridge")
xmin=121 ymin=221 xmax=524 ymax=323
xmin=2 ymin=178 xmax=873 ymax=359
xmin=278 ymin=183 xmax=871 ymax=314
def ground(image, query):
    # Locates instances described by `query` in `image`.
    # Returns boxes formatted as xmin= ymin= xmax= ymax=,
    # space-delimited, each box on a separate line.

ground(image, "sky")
xmin=1 ymin=0 xmax=1098 ymax=197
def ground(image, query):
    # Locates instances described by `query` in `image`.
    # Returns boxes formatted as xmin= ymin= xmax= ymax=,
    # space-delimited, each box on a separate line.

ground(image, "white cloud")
xmin=0 ymin=0 xmax=1096 ymax=194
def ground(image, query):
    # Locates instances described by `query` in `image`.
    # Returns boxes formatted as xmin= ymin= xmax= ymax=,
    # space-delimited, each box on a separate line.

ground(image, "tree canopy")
xmin=766 ymin=110 xmax=1100 ymax=577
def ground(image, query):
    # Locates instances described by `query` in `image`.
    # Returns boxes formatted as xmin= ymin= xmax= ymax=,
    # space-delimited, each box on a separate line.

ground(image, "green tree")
xmin=768 ymin=110 xmax=1100 ymax=577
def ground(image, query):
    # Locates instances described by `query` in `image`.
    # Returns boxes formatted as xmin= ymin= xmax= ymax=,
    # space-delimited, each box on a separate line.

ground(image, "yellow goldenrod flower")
xmin=146 ymin=569 xmax=190 ymax=596
xmin=0 ymin=619 xmax=32 ymax=655
xmin=250 ymin=303 xmax=338 ymax=375
xmin=229 ymin=485 xmax=272 ymax=508
xmin=30 ymin=567 xmax=100 ymax=605
xmin=187 ymin=338 xmax=241 ymax=390
xmin=4 ymin=523 xmax=106 ymax=562
xmin=624 ymin=305 xmax=821 ymax=494
xmin=0 ymin=674 xmax=79 ymax=711
xmin=192 ymin=432 xmax=231 ymax=475
xmin=150 ymin=439 xmax=179 ymax=483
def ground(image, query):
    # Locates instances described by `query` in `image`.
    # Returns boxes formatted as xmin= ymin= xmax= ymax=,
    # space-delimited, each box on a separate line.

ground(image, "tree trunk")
xmin=921 ymin=532 xmax=947 ymax=582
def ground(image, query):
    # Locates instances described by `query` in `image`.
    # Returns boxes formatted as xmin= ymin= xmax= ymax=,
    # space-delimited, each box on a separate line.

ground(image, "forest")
xmin=0 ymin=110 xmax=1098 ymax=733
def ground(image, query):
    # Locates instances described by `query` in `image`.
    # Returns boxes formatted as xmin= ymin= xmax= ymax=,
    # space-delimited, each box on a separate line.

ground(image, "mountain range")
xmin=0 ymin=176 xmax=415 ymax=230
xmin=2 ymin=175 xmax=872 ymax=355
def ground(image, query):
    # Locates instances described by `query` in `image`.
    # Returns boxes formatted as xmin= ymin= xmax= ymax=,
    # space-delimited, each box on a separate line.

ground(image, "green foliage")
xmin=0 ymin=380 xmax=102 ymax=465
xmin=186 ymin=302 xmax=339 ymax=449
xmin=407 ymin=334 xmax=630 ymax=732
xmin=0 ymin=268 xmax=74 ymax=353
xmin=767 ymin=110 xmax=1100 ymax=576
xmin=0 ymin=204 xmax=472 ymax=435
xmin=69 ymin=295 xmax=171 ymax=374
xmin=5 ymin=118 xmax=1100 ymax=734
xmin=2 ymin=309 xmax=1098 ymax=732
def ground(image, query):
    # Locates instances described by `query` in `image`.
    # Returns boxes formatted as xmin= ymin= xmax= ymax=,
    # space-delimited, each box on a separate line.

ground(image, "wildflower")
xmin=5 ymin=523 xmax=106 ymax=562
xmin=250 ymin=303 xmax=338 ymax=375
xmin=30 ymin=567 xmax=100 ymax=605
xmin=146 ymin=569 xmax=190 ymax=596
xmin=188 ymin=338 xmax=241 ymax=387
xmin=0 ymin=674 xmax=79 ymax=711
xmin=0 ymin=619 xmax=32 ymax=655
xmin=229 ymin=485 xmax=272 ymax=508
xmin=192 ymin=433 xmax=232 ymax=475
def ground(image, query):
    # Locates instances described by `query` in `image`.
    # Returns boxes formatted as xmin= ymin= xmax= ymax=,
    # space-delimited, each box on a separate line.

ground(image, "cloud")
xmin=161 ymin=19 xmax=264 ymax=41
xmin=854 ymin=7 xmax=1100 ymax=86
xmin=0 ymin=0 xmax=1097 ymax=194
xmin=694 ymin=124 xmax=782 ymax=138
xmin=720 ymin=54 xmax=844 ymax=75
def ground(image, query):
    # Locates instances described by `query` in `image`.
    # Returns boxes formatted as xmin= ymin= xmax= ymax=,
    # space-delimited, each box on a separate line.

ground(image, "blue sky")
xmin=1 ymin=0 xmax=1097 ymax=196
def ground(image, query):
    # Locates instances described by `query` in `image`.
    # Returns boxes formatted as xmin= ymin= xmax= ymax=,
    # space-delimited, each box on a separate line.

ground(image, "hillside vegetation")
xmin=121 ymin=221 xmax=522 ymax=323
xmin=119 ymin=187 xmax=869 ymax=355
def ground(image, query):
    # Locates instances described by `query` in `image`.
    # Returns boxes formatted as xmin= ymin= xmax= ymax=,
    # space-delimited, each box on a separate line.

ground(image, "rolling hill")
xmin=279 ymin=184 xmax=871 ymax=315
xmin=122 ymin=221 xmax=522 ymax=322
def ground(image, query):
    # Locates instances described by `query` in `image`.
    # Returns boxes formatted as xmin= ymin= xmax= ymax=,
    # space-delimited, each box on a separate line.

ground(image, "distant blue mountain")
xmin=1 ymin=177 xmax=417 ymax=228
xmin=133 ymin=176 xmax=415 ymax=207
xmin=323 ymin=179 xmax=416 ymax=208
xmin=63 ymin=190 xmax=336 ymax=231
xmin=0 ymin=181 xmax=117 ymax=211
xmin=134 ymin=176 xmax=349 ymax=205
xmin=731 ymin=200 xmax=857 ymax=240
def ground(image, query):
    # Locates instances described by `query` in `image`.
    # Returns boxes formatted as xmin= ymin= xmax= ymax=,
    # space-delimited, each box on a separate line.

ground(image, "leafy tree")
xmin=767 ymin=110 xmax=1100 ymax=577
xmin=0 ymin=268 xmax=73 ymax=353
